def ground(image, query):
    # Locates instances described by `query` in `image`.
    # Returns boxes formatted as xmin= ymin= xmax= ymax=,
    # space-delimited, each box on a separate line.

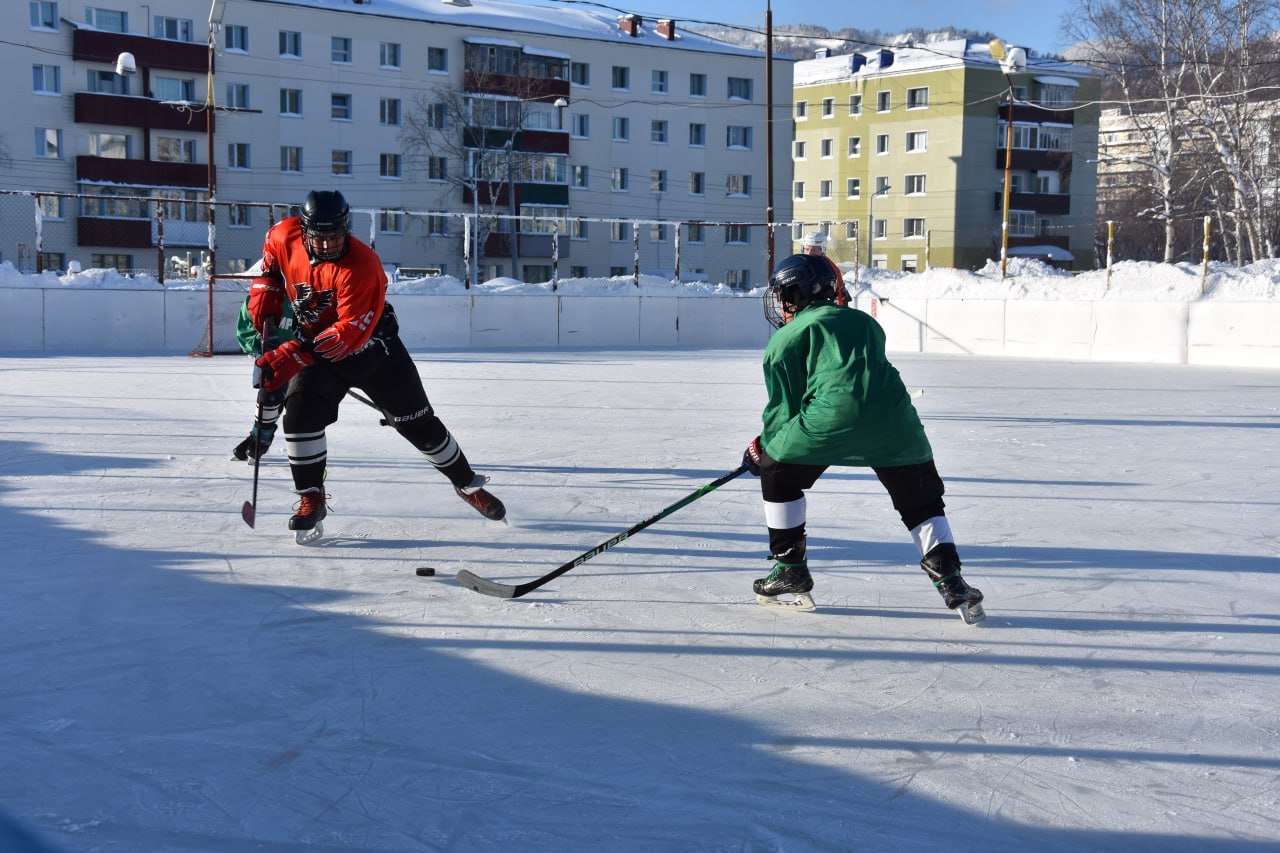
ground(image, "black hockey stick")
xmin=241 ymin=322 xmax=271 ymax=528
xmin=457 ymin=465 xmax=750 ymax=599
xmin=344 ymin=389 xmax=391 ymax=426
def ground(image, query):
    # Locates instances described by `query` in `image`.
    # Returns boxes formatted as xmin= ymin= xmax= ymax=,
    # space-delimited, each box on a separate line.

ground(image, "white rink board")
xmin=558 ymin=297 xmax=641 ymax=347
xmin=0 ymin=289 xmax=44 ymax=350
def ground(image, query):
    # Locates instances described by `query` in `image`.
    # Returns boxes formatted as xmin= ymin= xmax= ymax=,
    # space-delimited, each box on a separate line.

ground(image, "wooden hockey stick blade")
xmin=241 ymin=500 xmax=256 ymax=528
xmin=456 ymin=569 xmax=521 ymax=599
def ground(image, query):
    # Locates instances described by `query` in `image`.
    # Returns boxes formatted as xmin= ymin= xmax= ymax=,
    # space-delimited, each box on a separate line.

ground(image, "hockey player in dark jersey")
xmin=742 ymin=253 xmax=984 ymax=622
xmin=248 ymin=190 xmax=505 ymax=543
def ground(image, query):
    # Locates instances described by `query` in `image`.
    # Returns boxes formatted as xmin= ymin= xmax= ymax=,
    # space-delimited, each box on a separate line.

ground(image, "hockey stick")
xmin=457 ymin=464 xmax=750 ymax=599
xmin=241 ymin=321 xmax=271 ymax=528
xmin=344 ymin=389 xmax=391 ymax=426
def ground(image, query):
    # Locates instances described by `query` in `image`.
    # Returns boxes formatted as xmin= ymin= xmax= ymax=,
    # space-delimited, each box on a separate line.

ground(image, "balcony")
xmin=78 ymin=217 xmax=153 ymax=249
xmin=77 ymin=156 xmax=208 ymax=189
xmin=996 ymin=149 xmax=1071 ymax=172
xmin=73 ymin=28 xmax=208 ymax=74
xmin=75 ymin=92 xmax=214 ymax=133
xmin=999 ymin=103 xmax=1074 ymax=125
xmin=515 ymin=129 xmax=569 ymax=155
xmin=463 ymin=72 xmax=569 ymax=101
xmin=482 ymin=233 xmax=571 ymax=258
xmin=994 ymin=192 xmax=1071 ymax=216
xmin=1009 ymin=234 xmax=1070 ymax=251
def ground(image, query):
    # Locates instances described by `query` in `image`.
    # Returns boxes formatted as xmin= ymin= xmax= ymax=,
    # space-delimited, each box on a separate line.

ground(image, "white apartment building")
xmin=7 ymin=0 xmax=793 ymax=286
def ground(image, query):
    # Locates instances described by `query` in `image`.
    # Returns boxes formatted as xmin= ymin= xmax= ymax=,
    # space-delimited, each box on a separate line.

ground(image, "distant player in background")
xmin=230 ymin=297 xmax=295 ymax=462
xmin=741 ymin=254 xmax=985 ymax=622
xmin=800 ymin=231 xmax=850 ymax=306
xmin=248 ymin=189 xmax=506 ymax=543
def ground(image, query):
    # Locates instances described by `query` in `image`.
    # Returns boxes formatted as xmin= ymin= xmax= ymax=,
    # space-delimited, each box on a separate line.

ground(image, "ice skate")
xmin=753 ymin=549 xmax=816 ymax=612
xmin=289 ymin=487 xmax=328 ymax=545
xmin=231 ymin=424 xmax=275 ymax=462
xmin=921 ymin=543 xmax=985 ymax=624
xmin=456 ymin=474 xmax=506 ymax=522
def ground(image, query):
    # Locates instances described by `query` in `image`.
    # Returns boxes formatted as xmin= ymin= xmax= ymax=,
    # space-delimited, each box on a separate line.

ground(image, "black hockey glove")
xmin=743 ymin=436 xmax=764 ymax=476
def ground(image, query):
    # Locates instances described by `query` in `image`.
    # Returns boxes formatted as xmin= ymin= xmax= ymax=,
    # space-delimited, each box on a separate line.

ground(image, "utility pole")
xmin=765 ymin=0 xmax=775 ymax=277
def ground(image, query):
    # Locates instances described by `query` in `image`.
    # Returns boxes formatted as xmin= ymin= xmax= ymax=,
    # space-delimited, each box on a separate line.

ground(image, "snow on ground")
xmin=1 ymin=349 xmax=1278 ymax=851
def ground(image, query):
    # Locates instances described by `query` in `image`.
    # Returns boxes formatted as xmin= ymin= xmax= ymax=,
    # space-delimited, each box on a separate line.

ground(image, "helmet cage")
xmin=763 ymin=255 xmax=838 ymax=329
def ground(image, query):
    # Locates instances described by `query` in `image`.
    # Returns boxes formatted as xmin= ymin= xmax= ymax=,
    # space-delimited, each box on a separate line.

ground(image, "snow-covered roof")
xmin=794 ymin=39 xmax=1094 ymax=87
xmin=259 ymin=0 xmax=767 ymax=58
xmin=1035 ymin=75 xmax=1081 ymax=87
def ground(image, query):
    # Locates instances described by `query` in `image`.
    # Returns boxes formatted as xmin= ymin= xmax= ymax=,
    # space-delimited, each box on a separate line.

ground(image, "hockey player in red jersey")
xmin=248 ymin=190 xmax=505 ymax=543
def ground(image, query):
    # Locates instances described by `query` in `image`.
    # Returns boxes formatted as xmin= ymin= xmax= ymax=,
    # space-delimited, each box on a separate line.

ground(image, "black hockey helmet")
xmin=300 ymin=190 xmax=351 ymax=263
xmin=764 ymin=253 xmax=838 ymax=328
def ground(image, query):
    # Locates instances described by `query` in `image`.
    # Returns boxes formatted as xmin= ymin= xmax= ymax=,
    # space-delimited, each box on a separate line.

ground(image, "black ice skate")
xmin=289 ymin=487 xmax=328 ymax=545
xmin=754 ymin=548 xmax=816 ymax=612
xmin=456 ymin=474 xmax=506 ymax=522
xmin=921 ymin=543 xmax=985 ymax=624
xmin=231 ymin=425 xmax=276 ymax=462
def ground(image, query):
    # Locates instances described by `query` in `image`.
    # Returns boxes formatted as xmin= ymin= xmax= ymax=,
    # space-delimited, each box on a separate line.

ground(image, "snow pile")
xmin=386 ymin=273 xmax=744 ymax=297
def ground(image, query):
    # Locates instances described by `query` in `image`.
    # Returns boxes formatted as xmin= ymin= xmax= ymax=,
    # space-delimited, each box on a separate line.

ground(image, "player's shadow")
xmin=2 ymin=439 xmax=1273 ymax=851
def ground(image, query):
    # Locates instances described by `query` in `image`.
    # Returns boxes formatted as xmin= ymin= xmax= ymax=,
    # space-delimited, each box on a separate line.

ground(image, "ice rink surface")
xmin=1 ymin=349 xmax=1277 ymax=852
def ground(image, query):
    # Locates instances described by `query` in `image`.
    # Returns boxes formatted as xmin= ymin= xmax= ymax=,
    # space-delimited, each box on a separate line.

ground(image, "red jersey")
xmin=260 ymin=217 xmax=387 ymax=360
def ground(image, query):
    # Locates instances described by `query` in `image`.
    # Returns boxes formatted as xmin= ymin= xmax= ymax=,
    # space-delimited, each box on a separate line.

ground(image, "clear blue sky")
xmin=610 ymin=0 xmax=1076 ymax=54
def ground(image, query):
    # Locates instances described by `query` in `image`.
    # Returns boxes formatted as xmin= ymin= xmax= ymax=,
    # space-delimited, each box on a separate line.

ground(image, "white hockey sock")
xmin=763 ymin=496 xmax=806 ymax=530
xmin=910 ymin=516 xmax=954 ymax=557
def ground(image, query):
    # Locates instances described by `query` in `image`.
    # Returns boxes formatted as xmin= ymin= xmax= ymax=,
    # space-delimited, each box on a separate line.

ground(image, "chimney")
xmin=618 ymin=14 xmax=642 ymax=37
xmin=657 ymin=19 xmax=676 ymax=40
xmin=814 ymin=47 xmax=829 ymax=59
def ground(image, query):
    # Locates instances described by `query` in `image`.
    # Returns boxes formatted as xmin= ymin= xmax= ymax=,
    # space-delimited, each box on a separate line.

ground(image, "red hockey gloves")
xmin=255 ymin=340 xmax=314 ymax=392
xmin=743 ymin=436 xmax=764 ymax=476
xmin=312 ymin=325 xmax=358 ymax=362
xmin=247 ymin=275 xmax=285 ymax=328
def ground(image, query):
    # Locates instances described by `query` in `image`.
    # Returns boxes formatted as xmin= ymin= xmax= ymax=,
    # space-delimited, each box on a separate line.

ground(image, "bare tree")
xmin=0 ymin=133 xmax=12 ymax=171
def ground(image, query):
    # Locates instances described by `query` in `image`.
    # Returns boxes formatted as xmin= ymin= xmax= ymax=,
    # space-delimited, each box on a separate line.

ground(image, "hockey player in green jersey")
xmin=230 ymin=296 xmax=296 ymax=462
xmin=742 ymin=254 xmax=985 ymax=622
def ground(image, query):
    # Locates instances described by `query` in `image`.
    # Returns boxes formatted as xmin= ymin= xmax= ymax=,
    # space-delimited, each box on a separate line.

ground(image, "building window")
xmin=612 ymin=116 xmax=629 ymax=141
xmin=873 ymin=219 xmax=887 ymax=239
xmin=728 ymin=76 xmax=753 ymax=101
xmin=32 ymin=64 xmax=60 ymax=94
xmin=819 ymin=180 xmax=832 ymax=199
xmin=651 ymin=120 xmax=668 ymax=143
xmin=570 ymin=265 xmax=588 ymax=277
xmin=571 ymin=114 xmax=589 ymax=138
xmin=427 ymin=47 xmax=448 ymax=72
xmin=793 ymin=181 xmax=804 ymax=201
xmin=611 ymin=66 xmax=629 ymax=90
xmin=822 ymin=97 xmax=834 ymax=117
xmin=380 ymin=42 xmax=401 ymax=69
xmin=1010 ymin=210 xmax=1036 ymax=236
xmin=689 ymin=171 xmax=705 ymax=195
xmin=794 ymin=140 xmax=806 ymax=159
xmin=92 ymin=254 xmax=133 ymax=272
xmin=569 ymin=220 xmax=587 ymax=240
xmin=422 ymin=102 xmax=446 ymax=129
xmin=225 ymin=24 xmax=248 ymax=51
xmin=378 ymin=211 xmax=403 ymax=233
xmin=905 ymin=174 xmax=926 ymax=195
xmin=37 ymin=195 xmax=64 ymax=220
xmin=89 ymin=69 xmax=129 ymax=95
xmin=687 ymin=223 xmax=705 ymax=243
xmin=228 ymin=142 xmax=250 ymax=169
xmin=426 ymin=213 xmax=449 ymax=235
xmin=610 ymin=222 xmax=627 ymax=242
xmin=876 ymin=134 xmax=889 ymax=155
xmin=820 ymin=138 xmax=833 ymax=158
xmin=279 ymin=30 xmax=301 ymax=58
xmin=907 ymin=86 xmax=929 ymax=109
xmin=650 ymin=169 xmax=667 ymax=193
xmin=906 ymin=130 xmax=928 ymax=152
xmin=652 ymin=69 xmax=668 ymax=94
xmin=689 ymin=73 xmax=706 ymax=97
xmin=89 ymin=132 xmax=129 ymax=158
xmin=611 ymin=167 xmax=629 ymax=191
xmin=85 ymin=7 xmax=127 ymax=32
xmin=1040 ymin=126 xmax=1073 ymax=151
xmin=689 ymin=123 xmax=705 ymax=147
xmin=726 ymin=125 xmax=752 ymax=149
xmin=34 ymin=128 xmax=62 ymax=159
xmin=380 ymin=153 xmax=401 ymax=178
xmin=30 ymin=1 xmax=59 ymax=30
xmin=226 ymin=83 xmax=250 ymax=109
xmin=427 ymin=156 xmax=447 ymax=180
xmin=795 ymin=100 xmax=807 ymax=119
xmin=849 ymin=94 xmax=862 ymax=115
xmin=904 ymin=217 xmax=925 ymax=238
xmin=571 ymin=164 xmax=588 ymax=188
xmin=331 ymin=36 xmax=352 ymax=63
xmin=1039 ymin=83 xmax=1074 ymax=108
xmin=877 ymin=91 xmax=891 ymax=112
xmin=848 ymin=136 xmax=861 ymax=157
xmin=570 ymin=61 xmax=589 ymax=86
xmin=847 ymin=178 xmax=860 ymax=198
xmin=726 ymin=269 xmax=751 ymax=289
xmin=153 ymin=16 xmax=193 ymax=42
xmin=280 ymin=88 xmax=302 ymax=116
xmin=331 ymin=93 xmax=352 ymax=120
xmin=38 ymin=252 xmax=66 ymax=270
xmin=845 ymin=221 xmax=859 ymax=240
xmin=229 ymin=205 xmax=251 ymax=228
xmin=651 ymin=223 xmax=668 ymax=242
xmin=280 ymin=146 xmax=302 ymax=172
xmin=875 ymin=175 xmax=890 ymax=195
xmin=726 ymin=174 xmax=751 ymax=196
xmin=725 ymin=225 xmax=750 ymax=244
xmin=380 ymin=98 xmax=401 ymax=125
xmin=902 ymin=255 xmax=919 ymax=273
xmin=156 ymin=137 xmax=195 ymax=163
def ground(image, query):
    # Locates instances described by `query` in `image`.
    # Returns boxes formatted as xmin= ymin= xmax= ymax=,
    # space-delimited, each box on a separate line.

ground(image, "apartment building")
xmin=7 ymin=0 xmax=792 ymax=285
xmin=790 ymin=41 xmax=1099 ymax=271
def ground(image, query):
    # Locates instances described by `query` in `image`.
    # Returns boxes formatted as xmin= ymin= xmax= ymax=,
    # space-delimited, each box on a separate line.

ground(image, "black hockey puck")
xmin=415 ymin=566 xmax=436 ymax=577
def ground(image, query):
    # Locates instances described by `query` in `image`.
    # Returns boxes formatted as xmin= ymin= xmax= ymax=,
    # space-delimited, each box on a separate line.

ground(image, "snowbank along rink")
xmin=0 ymin=348 xmax=1276 ymax=851
xmin=2 ymin=257 xmax=1280 ymax=367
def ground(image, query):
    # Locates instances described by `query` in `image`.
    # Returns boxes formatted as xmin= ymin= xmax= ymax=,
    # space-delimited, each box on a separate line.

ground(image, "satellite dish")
xmin=115 ymin=52 xmax=137 ymax=76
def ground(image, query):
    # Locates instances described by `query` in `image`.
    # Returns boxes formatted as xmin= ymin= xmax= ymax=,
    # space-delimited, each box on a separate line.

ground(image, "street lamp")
xmin=989 ymin=39 xmax=1027 ymax=280
xmin=867 ymin=182 xmax=889 ymax=270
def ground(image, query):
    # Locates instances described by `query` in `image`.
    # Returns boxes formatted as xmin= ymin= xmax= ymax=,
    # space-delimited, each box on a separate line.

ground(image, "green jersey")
xmin=760 ymin=302 xmax=932 ymax=468
xmin=235 ymin=298 xmax=297 ymax=356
